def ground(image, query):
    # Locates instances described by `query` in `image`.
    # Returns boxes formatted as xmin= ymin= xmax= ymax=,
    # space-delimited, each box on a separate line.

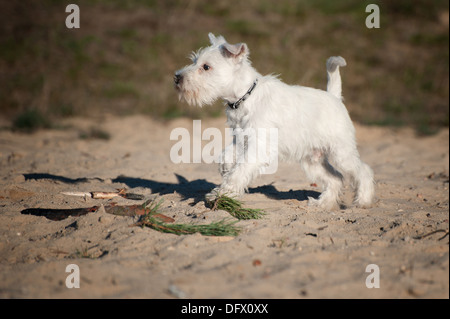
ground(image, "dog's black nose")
xmin=174 ymin=73 xmax=182 ymax=85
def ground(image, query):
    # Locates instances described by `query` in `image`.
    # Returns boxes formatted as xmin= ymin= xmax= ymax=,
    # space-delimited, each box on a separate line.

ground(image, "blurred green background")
xmin=0 ymin=0 xmax=448 ymax=134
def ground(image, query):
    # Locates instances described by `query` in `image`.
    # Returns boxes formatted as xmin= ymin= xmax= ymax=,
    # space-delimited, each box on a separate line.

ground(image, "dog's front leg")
xmin=219 ymin=140 xmax=236 ymax=177
xmin=206 ymin=129 xmax=273 ymax=202
xmin=206 ymin=137 xmax=242 ymax=202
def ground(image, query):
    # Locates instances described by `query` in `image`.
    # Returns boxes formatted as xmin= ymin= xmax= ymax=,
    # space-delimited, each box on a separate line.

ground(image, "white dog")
xmin=174 ymin=33 xmax=374 ymax=209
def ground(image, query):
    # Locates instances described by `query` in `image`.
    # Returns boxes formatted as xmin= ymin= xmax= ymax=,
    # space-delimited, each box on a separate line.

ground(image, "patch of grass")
xmin=0 ymin=37 xmax=27 ymax=63
xmin=0 ymin=0 xmax=448 ymax=134
xmin=162 ymin=104 xmax=187 ymax=119
xmin=104 ymin=81 xmax=139 ymax=99
xmin=364 ymin=115 xmax=404 ymax=128
xmin=226 ymin=20 xmax=267 ymax=38
xmin=13 ymin=109 xmax=52 ymax=132
xmin=309 ymin=0 xmax=370 ymax=15
xmin=117 ymin=28 xmax=138 ymax=39
xmin=120 ymin=38 xmax=138 ymax=56
xmin=60 ymin=36 xmax=96 ymax=64
xmin=199 ymin=2 xmax=230 ymax=17
xmin=50 ymin=103 xmax=75 ymax=118
xmin=98 ymin=61 xmax=122 ymax=77
xmin=410 ymin=33 xmax=449 ymax=46
xmin=416 ymin=121 xmax=439 ymax=136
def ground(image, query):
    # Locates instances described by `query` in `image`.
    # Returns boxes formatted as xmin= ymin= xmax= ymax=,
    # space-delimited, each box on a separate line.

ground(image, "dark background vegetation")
xmin=0 ymin=0 xmax=448 ymax=134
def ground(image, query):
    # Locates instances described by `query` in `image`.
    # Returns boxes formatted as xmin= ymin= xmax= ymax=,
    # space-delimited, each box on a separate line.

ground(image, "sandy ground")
xmin=0 ymin=115 xmax=448 ymax=299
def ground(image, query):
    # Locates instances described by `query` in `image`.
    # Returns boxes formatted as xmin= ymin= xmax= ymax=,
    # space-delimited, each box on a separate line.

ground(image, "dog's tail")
xmin=326 ymin=56 xmax=346 ymax=100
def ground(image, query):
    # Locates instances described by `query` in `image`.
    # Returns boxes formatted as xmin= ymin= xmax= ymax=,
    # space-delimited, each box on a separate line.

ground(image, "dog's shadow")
xmin=112 ymin=174 xmax=214 ymax=204
xmin=249 ymin=184 xmax=320 ymax=201
xmin=24 ymin=173 xmax=320 ymax=205
xmin=112 ymin=175 xmax=321 ymax=204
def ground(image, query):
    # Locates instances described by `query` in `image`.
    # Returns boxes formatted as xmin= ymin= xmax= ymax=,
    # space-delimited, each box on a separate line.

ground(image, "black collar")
xmin=227 ymin=78 xmax=258 ymax=109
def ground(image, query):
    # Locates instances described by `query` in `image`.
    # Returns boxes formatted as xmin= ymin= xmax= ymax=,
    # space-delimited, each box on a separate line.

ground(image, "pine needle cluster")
xmin=135 ymin=200 xmax=240 ymax=236
xmin=210 ymin=195 xmax=266 ymax=220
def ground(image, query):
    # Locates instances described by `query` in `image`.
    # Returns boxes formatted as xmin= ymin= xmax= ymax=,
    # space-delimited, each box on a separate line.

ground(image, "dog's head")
xmin=174 ymin=33 xmax=251 ymax=107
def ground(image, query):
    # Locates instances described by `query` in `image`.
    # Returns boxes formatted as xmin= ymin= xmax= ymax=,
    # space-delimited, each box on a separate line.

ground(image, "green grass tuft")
xmin=136 ymin=199 xmax=241 ymax=236
xmin=209 ymin=195 xmax=266 ymax=220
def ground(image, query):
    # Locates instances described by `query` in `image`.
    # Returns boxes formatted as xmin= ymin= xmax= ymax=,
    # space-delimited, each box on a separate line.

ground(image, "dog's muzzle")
xmin=174 ymin=73 xmax=182 ymax=86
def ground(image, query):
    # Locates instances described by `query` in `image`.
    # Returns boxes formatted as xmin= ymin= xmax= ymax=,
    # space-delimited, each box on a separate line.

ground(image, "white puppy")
xmin=174 ymin=33 xmax=375 ymax=209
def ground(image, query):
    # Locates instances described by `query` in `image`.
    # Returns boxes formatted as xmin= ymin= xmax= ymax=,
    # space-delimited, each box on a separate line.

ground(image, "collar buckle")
xmin=227 ymin=78 xmax=258 ymax=109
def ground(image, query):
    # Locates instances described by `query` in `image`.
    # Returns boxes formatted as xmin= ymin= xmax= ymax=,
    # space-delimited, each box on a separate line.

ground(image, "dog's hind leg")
xmin=329 ymin=147 xmax=375 ymax=207
xmin=301 ymin=152 xmax=343 ymax=210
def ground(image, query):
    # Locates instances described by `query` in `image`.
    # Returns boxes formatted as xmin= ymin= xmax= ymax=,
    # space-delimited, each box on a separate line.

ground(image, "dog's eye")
xmin=202 ymin=64 xmax=211 ymax=71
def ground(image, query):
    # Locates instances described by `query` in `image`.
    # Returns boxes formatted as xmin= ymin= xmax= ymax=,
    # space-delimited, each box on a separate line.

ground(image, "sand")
xmin=0 ymin=115 xmax=448 ymax=298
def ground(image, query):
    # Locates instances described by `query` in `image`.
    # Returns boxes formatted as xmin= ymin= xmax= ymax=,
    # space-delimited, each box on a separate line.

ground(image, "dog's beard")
xmin=177 ymin=87 xmax=218 ymax=107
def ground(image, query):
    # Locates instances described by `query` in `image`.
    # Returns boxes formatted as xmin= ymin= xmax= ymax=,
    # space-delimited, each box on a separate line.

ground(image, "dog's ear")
xmin=208 ymin=33 xmax=226 ymax=46
xmin=220 ymin=42 xmax=249 ymax=62
xmin=208 ymin=33 xmax=217 ymax=44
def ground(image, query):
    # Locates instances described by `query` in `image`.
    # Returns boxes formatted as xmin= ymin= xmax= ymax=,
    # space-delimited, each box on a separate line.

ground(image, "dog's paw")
xmin=205 ymin=187 xmax=242 ymax=206
xmin=354 ymin=197 xmax=374 ymax=209
xmin=205 ymin=188 xmax=221 ymax=204
xmin=307 ymin=196 xmax=338 ymax=210
xmin=307 ymin=196 xmax=320 ymax=207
